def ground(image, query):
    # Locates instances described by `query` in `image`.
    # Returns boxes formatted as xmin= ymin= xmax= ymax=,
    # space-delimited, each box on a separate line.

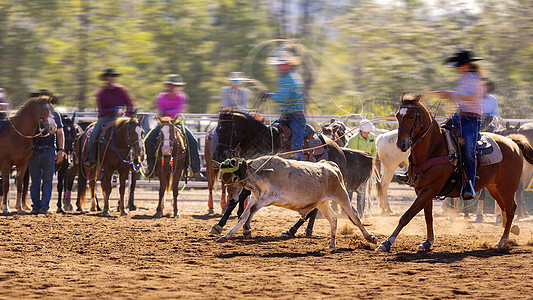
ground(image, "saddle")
xmin=271 ymin=122 xmax=328 ymax=162
xmin=430 ymin=128 xmax=503 ymax=198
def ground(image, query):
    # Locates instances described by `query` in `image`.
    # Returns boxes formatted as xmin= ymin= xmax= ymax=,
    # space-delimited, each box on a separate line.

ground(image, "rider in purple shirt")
xmin=83 ymin=69 xmax=135 ymax=166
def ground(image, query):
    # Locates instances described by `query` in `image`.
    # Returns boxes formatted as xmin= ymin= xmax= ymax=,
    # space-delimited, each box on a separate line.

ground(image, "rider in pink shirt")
xmin=157 ymin=89 xmax=187 ymax=117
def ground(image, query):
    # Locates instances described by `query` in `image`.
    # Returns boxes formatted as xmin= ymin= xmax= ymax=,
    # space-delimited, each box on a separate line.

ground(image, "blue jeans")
xmin=276 ymin=114 xmax=306 ymax=161
xmin=452 ymin=115 xmax=481 ymax=187
xmin=29 ymin=148 xmax=56 ymax=210
xmin=86 ymin=114 xmax=116 ymax=156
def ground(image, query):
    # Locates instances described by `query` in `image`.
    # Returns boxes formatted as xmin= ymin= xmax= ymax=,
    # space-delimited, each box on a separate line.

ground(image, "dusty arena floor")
xmin=1 ymin=187 xmax=533 ymax=299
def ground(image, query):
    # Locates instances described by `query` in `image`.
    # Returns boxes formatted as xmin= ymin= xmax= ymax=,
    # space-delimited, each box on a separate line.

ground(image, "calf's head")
xmin=220 ymin=157 xmax=248 ymax=202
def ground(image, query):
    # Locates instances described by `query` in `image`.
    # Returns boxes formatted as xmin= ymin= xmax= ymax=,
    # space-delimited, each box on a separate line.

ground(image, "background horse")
xmin=374 ymin=130 xmax=409 ymax=214
xmin=153 ymin=116 xmax=187 ymax=218
xmin=55 ymin=113 xmax=83 ymax=213
xmin=376 ymin=93 xmax=533 ymax=252
xmin=0 ymin=95 xmax=57 ymax=214
xmin=212 ymin=109 xmax=374 ymax=237
xmin=204 ymin=126 xmax=227 ymax=214
xmin=77 ymin=115 xmax=144 ymax=216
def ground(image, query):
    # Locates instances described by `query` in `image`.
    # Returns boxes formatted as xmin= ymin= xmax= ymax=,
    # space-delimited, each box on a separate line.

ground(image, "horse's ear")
xmin=320 ymin=124 xmax=324 ymax=131
xmin=414 ymin=94 xmax=422 ymax=103
xmin=516 ymin=122 xmax=521 ymax=130
xmin=171 ymin=115 xmax=180 ymax=124
xmin=505 ymin=121 xmax=510 ymax=129
xmin=156 ymin=115 xmax=163 ymax=123
xmin=137 ymin=114 xmax=144 ymax=123
xmin=72 ymin=112 xmax=76 ymax=123
xmin=400 ymin=92 xmax=407 ymax=101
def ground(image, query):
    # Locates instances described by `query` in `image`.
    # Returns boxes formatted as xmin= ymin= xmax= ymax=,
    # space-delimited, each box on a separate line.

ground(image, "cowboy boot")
xmin=461 ymin=180 xmax=475 ymax=200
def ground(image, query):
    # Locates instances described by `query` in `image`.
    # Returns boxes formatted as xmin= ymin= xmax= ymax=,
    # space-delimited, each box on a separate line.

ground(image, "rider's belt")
xmin=458 ymin=112 xmax=481 ymax=119
xmin=35 ymin=145 xmax=51 ymax=152
xmin=282 ymin=112 xmax=303 ymax=119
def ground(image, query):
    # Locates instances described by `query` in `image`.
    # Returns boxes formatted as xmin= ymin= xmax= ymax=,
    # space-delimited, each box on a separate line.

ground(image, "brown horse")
xmin=0 ymin=96 xmax=57 ymax=214
xmin=153 ymin=116 xmax=187 ymax=218
xmin=376 ymin=93 xmax=533 ymax=252
xmin=205 ymin=126 xmax=226 ymax=214
xmin=77 ymin=115 xmax=145 ymax=216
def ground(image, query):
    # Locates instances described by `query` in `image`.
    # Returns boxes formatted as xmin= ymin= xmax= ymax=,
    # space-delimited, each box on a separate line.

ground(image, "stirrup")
xmin=396 ymin=173 xmax=409 ymax=182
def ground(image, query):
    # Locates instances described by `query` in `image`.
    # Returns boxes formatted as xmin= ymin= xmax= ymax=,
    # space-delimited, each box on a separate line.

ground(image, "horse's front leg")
xmin=154 ymin=170 xmax=168 ymax=218
xmin=418 ymin=201 xmax=434 ymax=252
xmin=1 ymin=166 xmax=10 ymax=215
xmin=15 ymin=165 xmax=29 ymax=214
xmin=56 ymin=162 xmax=66 ymax=213
xmin=172 ymin=168 xmax=184 ymax=218
xmin=127 ymin=171 xmax=138 ymax=211
xmin=376 ymin=189 xmax=435 ymax=252
xmin=100 ymin=171 xmax=113 ymax=216
xmin=118 ymin=170 xmax=128 ymax=216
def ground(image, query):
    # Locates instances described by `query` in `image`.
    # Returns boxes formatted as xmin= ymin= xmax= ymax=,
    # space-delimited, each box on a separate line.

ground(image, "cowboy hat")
xmin=267 ymin=50 xmax=301 ymax=66
xmin=164 ymin=74 xmax=186 ymax=86
xmin=359 ymin=119 xmax=373 ymax=132
xmin=226 ymin=72 xmax=248 ymax=82
xmin=100 ymin=68 xmax=121 ymax=79
xmin=443 ymin=50 xmax=483 ymax=67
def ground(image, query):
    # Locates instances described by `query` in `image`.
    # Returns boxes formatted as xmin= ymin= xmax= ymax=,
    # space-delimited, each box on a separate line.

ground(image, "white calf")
xmin=216 ymin=156 xmax=376 ymax=249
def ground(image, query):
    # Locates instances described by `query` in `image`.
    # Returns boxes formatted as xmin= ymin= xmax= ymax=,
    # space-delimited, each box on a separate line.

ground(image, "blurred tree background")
xmin=0 ymin=0 xmax=531 ymax=119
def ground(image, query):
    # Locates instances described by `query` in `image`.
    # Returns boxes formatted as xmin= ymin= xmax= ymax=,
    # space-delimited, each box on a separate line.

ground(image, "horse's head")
xmin=156 ymin=115 xmax=181 ymax=157
xmin=33 ymin=95 xmax=57 ymax=134
xmin=494 ymin=121 xmax=520 ymax=136
xmin=213 ymin=110 xmax=248 ymax=163
xmin=61 ymin=113 xmax=78 ymax=154
xmin=321 ymin=121 xmax=347 ymax=146
xmin=395 ymin=93 xmax=431 ymax=152
xmin=124 ymin=115 xmax=145 ymax=160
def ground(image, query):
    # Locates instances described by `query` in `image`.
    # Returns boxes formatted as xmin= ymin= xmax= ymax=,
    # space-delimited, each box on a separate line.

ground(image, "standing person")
xmin=29 ymin=90 xmax=64 ymax=214
xmin=83 ymin=68 xmax=135 ymax=167
xmin=145 ymin=74 xmax=204 ymax=179
xmin=433 ymin=50 xmax=485 ymax=200
xmin=346 ymin=119 xmax=376 ymax=217
xmin=221 ymin=72 xmax=250 ymax=110
xmin=480 ymin=78 xmax=499 ymax=131
xmin=265 ymin=50 xmax=306 ymax=161
xmin=0 ymin=88 xmax=9 ymax=118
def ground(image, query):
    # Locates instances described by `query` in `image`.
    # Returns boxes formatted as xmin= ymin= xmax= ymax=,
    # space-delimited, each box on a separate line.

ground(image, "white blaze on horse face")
xmin=135 ymin=125 xmax=145 ymax=157
xmin=46 ymin=104 xmax=57 ymax=133
xmin=161 ymin=125 xmax=171 ymax=156
xmin=399 ymin=107 xmax=408 ymax=118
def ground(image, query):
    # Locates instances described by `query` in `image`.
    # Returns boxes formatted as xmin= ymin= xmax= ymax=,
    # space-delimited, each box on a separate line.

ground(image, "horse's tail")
xmin=508 ymin=134 xmax=533 ymax=165
xmin=374 ymin=152 xmax=384 ymax=196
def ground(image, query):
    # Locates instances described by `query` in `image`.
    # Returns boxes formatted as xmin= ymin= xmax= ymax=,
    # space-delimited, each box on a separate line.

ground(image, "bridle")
xmin=9 ymin=101 xmax=55 ymax=139
xmin=112 ymin=121 xmax=145 ymax=169
xmin=158 ymin=122 xmax=185 ymax=174
xmin=397 ymin=103 xmax=434 ymax=149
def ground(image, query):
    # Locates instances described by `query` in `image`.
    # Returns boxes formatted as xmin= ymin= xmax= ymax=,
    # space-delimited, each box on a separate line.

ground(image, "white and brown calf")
xmin=217 ymin=155 xmax=376 ymax=249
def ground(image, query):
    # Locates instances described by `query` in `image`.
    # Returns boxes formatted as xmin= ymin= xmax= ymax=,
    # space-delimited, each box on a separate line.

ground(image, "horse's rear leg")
xmin=100 ymin=172 xmax=113 ymax=216
xmin=21 ymin=169 xmax=30 ymax=212
xmin=15 ymin=165 xmax=29 ymax=214
xmin=1 ymin=167 xmax=10 ymax=215
xmin=487 ymin=187 xmax=519 ymax=248
xmin=127 ymin=171 xmax=138 ymax=211
xmin=117 ymin=171 xmax=128 ymax=216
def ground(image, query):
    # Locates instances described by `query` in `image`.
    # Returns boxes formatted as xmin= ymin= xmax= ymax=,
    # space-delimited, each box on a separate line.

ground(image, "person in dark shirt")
xmin=29 ymin=90 xmax=64 ymax=214
xmin=83 ymin=69 xmax=135 ymax=166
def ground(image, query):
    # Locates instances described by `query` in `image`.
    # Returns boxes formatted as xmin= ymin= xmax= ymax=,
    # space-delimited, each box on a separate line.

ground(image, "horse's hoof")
xmin=375 ymin=240 xmax=392 ymax=252
xmin=173 ymin=213 xmax=180 ymax=218
xmin=243 ymin=230 xmax=252 ymax=239
xmin=101 ymin=212 xmax=110 ymax=217
xmin=327 ymin=244 xmax=336 ymax=250
xmin=281 ymin=229 xmax=295 ymax=238
xmin=216 ymin=236 xmax=228 ymax=243
xmin=305 ymin=228 xmax=313 ymax=238
xmin=475 ymin=214 xmax=483 ymax=223
xmin=209 ymin=224 xmax=222 ymax=235
xmin=366 ymin=235 xmax=378 ymax=244
xmin=56 ymin=207 xmax=65 ymax=214
xmin=154 ymin=212 xmax=162 ymax=218
xmin=511 ymin=224 xmax=520 ymax=235
xmin=17 ymin=210 xmax=26 ymax=215
xmin=418 ymin=240 xmax=432 ymax=252
xmin=120 ymin=212 xmax=127 ymax=216
xmin=208 ymin=208 xmax=214 ymax=215
xmin=494 ymin=240 xmax=509 ymax=249
xmin=64 ymin=204 xmax=73 ymax=212
xmin=128 ymin=204 xmax=137 ymax=211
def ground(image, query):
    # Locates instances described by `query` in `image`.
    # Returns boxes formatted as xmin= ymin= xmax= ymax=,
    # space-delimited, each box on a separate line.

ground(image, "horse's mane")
xmin=14 ymin=96 xmax=51 ymax=118
xmin=114 ymin=116 xmax=139 ymax=127
xmin=219 ymin=110 xmax=266 ymax=130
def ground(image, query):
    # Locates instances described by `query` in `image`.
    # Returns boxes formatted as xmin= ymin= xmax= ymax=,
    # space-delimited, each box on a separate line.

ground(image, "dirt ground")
xmin=1 ymin=187 xmax=533 ymax=299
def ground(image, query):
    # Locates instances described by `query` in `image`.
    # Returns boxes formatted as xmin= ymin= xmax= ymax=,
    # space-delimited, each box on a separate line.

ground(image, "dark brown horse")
xmin=211 ymin=109 xmax=353 ymax=237
xmin=153 ymin=116 xmax=187 ymax=218
xmin=205 ymin=127 xmax=226 ymax=214
xmin=376 ymin=93 xmax=533 ymax=252
xmin=0 ymin=96 xmax=57 ymax=214
xmin=77 ymin=115 xmax=145 ymax=216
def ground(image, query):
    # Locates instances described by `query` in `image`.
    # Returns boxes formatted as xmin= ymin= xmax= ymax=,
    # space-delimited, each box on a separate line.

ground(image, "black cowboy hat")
xmin=443 ymin=50 xmax=483 ymax=67
xmin=99 ymin=68 xmax=121 ymax=79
